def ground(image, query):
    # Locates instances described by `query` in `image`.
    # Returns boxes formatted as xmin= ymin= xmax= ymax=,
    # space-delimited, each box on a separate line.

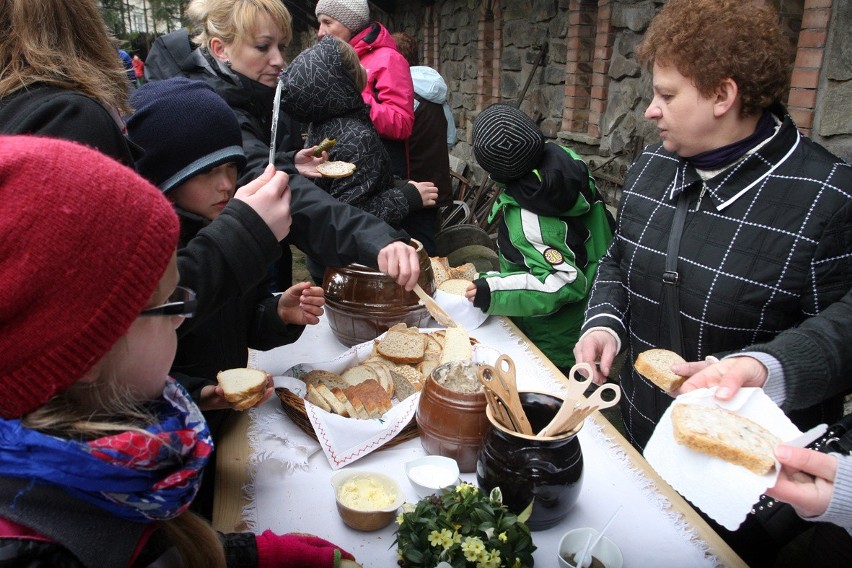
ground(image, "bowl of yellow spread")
xmin=330 ymin=470 xmax=404 ymax=531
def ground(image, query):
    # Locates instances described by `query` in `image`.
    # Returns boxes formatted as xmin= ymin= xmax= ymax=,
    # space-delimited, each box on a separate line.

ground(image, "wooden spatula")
xmin=412 ymin=284 xmax=457 ymax=328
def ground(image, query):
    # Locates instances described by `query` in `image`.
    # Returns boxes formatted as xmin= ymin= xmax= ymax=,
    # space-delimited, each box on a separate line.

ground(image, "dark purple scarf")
xmin=687 ymin=110 xmax=776 ymax=170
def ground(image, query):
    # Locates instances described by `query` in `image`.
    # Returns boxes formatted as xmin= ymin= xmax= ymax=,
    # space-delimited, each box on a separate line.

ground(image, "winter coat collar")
xmin=666 ymin=106 xmax=800 ymax=211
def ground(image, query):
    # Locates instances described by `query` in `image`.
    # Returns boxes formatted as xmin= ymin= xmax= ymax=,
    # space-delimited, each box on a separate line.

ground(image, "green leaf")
xmin=517 ymin=498 xmax=535 ymax=524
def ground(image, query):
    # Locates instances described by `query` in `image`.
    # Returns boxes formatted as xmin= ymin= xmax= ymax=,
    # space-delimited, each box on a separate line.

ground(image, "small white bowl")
xmin=404 ymin=455 xmax=460 ymax=497
xmin=557 ymin=527 xmax=623 ymax=568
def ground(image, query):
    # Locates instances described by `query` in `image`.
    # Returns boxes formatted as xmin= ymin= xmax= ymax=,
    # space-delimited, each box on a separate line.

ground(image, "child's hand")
xmin=278 ymin=281 xmax=325 ymax=325
xmin=294 ymin=148 xmax=327 ymax=178
xmin=412 ymin=180 xmax=438 ymax=207
xmin=464 ymin=282 xmax=477 ymax=302
xmin=197 ymin=381 xmax=274 ymax=411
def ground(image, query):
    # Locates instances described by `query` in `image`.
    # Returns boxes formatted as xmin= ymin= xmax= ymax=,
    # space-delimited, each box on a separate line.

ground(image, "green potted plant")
xmin=394 ymin=483 xmax=536 ymax=567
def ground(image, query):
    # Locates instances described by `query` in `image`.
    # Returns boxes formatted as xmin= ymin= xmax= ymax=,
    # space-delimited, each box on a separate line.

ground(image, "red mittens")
xmin=255 ymin=531 xmax=355 ymax=568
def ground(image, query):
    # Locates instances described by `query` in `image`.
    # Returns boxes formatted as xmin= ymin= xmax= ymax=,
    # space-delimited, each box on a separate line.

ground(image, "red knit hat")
xmin=0 ymin=136 xmax=180 ymax=418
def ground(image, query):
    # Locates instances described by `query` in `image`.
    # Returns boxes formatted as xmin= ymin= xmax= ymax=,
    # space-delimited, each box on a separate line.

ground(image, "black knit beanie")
xmin=472 ymin=103 xmax=545 ymax=183
xmin=127 ymin=77 xmax=246 ymax=194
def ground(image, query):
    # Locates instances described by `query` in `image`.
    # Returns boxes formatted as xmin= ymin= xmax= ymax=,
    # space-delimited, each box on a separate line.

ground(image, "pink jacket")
xmin=350 ymin=22 xmax=414 ymax=142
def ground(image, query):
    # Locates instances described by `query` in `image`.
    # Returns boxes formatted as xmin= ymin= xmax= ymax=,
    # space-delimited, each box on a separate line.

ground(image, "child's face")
xmin=170 ymin=163 xmax=238 ymax=221
xmin=99 ymin=255 xmax=183 ymax=401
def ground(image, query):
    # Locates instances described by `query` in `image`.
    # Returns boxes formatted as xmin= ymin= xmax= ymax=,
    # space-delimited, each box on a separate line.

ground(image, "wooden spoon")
xmin=412 ymin=284 xmax=457 ymax=328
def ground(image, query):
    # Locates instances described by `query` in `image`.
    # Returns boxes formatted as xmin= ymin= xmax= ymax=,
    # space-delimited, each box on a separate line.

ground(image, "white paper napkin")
xmin=274 ymin=333 xmax=499 ymax=470
xmin=644 ymin=387 xmax=825 ymax=531
xmin=433 ymin=289 xmax=488 ymax=330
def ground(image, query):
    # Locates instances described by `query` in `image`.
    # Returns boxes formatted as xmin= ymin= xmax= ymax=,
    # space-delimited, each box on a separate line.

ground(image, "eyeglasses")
xmin=140 ymin=286 xmax=196 ymax=318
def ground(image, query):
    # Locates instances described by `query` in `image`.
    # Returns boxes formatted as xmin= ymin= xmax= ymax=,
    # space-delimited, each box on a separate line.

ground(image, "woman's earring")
xmin=225 ymin=59 xmax=232 ymax=68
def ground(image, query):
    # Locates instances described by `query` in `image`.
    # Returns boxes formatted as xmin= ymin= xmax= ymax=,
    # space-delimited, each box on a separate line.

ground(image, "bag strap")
xmin=661 ymin=191 xmax=690 ymax=354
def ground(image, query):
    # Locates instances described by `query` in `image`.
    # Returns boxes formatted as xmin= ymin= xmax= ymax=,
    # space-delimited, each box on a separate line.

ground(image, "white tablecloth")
xmin=244 ymin=316 xmax=721 ymax=567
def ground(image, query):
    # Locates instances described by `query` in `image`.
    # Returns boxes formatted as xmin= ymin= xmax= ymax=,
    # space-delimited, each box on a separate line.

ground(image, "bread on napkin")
xmin=671 ymin=403 xmax=781 ymax=475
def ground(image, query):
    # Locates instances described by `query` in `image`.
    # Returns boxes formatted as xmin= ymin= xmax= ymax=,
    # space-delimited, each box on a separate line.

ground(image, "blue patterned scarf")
xmin=0 ymin=379 xmax=212 ymax=523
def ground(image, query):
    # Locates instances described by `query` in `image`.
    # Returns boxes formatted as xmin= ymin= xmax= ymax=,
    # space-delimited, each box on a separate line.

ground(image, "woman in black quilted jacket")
xmin=573 ymin=0 xmax=852 ymax=565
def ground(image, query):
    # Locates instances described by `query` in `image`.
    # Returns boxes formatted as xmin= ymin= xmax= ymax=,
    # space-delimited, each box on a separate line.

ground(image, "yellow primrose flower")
xmin=498 ymin=531 xmax=508 ymax=542
xmin=427 ymin=530 xmax=443 ymax=547
xmin=396 ymin=513 xmax=404 ymax=525
xmin=461 ymin=536 xmax=486 ymax=561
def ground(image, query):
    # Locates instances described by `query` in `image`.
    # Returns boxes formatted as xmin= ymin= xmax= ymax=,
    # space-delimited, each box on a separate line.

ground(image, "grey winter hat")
xmin=315 ymin=0 xmax=370 ymax=34
xmin=472 ymin=103 xmax=545 ymax=183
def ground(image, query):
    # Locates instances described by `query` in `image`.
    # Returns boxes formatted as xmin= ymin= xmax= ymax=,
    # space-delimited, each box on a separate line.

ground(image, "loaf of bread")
xmin=635 ymin=349 xmax=688 ymax=392
xmin=671 ymin=403 xmax=781 ymax=475
xmin=389 ymin=365 xmax=424 ymax=400
xmin=217 ymin=368 xmax=269 ymax=411
xmin=430 ymin=257 xmax=451 ymax=288
xmin=448 ymin=262 xmax=477 ymax=281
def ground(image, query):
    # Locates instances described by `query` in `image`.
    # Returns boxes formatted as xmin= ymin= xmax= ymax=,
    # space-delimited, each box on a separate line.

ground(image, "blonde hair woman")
xmin=0 ymin=0 xmax=135 ymax=165
xmin=144 ymin=0 xmax=423 ymax=293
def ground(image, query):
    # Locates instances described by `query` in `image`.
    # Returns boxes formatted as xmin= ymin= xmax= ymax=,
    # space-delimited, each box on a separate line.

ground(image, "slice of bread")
xmin=331 ymin=386 xmax=363 ymax=419
xmin=671 ymin=403 xmax=781 ymax=475
xmin=314 ymin=383 xmax=350 ymax=417
xmin=316 ymin=160 xmax=356 ymax=178
xmin=390 ymin=365 xmax=424 ymax=401
xmin=430 ymin=256 xmax=451 ymax=288
xmin=439 ymin=325 xmax=472 ymax=363
xmin=417 ymin=359 xmax=439 ymax=379
xmin=342 ymin=364 xmax=379 ymax=387
xmin=438 ymin=278 xmax=472 ymax=296
xmin=361 ymin=360 xmax=395 ymax=398
xmin=300 ymin=369 xmax=350 ymax=392
xmin=634 ymin=349 xmax=688 ymax=392
xmin=377 ymin=329 xmax=427 ymax=364
xmin=305 ymin=383 xmax=332 ymax=412
xmin=343 ymin=379 xmax=393 ymax=418
xmin=448 ymin=262 xmax=477 ymax=281
xmin=217 ymin=368 xmax=269 ymax=411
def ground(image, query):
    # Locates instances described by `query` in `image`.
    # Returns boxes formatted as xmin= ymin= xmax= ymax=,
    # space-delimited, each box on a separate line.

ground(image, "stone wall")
xmin=295 ymin=1 xmax=852 ymax=205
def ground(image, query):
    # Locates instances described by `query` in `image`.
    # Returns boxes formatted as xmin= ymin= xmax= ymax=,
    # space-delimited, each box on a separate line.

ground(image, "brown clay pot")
xmin=323 ymin=240 xmax=435 ymax=347
xmin=416 ymin=369 xmax=489 ymax=473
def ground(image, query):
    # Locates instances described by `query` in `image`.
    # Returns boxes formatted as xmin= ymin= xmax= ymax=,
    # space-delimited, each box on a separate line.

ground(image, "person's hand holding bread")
xmin=671 ymin=356 xmax=769 ymax=400
xmin=198 ymin=368 xmax=273 ymax=411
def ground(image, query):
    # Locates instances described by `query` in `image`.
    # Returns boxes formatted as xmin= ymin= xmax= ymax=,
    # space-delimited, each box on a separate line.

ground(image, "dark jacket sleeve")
xmin=236 ymin=112 xmax=412 ymax=269
xmin=748 ymin=288 xmax=852 ymax=411
xmin=177 ymin=200 xmax=281 ymax=329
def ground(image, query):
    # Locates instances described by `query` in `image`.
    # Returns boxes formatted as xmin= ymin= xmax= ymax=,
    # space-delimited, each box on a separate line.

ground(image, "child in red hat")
xmin=0 ymin=135 xmax=356 ymax=567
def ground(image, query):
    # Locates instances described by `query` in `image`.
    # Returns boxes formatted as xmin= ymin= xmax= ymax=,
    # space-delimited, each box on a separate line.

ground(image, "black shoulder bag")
xmin=661 ymin=191 xmax=690 ymax=355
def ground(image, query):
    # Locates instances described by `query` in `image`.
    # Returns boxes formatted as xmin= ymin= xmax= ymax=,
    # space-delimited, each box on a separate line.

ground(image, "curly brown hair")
xmin=636 ymin=0 xmax=793 ymax=117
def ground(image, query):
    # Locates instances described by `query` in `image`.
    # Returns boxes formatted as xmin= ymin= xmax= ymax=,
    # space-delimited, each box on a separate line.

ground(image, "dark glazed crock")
xmin=323 ymin=239 xmax=434 ymax=347
xmin=416 ymin=371 xmax=489 ymax=473
xmin=476 ymin=391 xmax=584 ymax=531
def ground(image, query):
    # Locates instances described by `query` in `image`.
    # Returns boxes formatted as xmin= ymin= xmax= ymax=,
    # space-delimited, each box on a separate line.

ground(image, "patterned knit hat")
xmin=0 ymin=136 xmax=179 ymax=418
xmin=315 ymin=0 xmax=370 ymax=34
xmin=472 ymin=103 xmax=545 ymax=182
xmin=127 ymin=77 xmax=246 ymax=194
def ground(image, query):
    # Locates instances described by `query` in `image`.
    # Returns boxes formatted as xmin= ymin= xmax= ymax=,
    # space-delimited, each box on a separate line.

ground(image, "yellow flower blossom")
xmin=498 ymin=531 xmax=508 ymax=543
xmin=427 ymin=530 xmax=443 ymax=547
xmin=461 ymin=536 xmax=486 ymax=562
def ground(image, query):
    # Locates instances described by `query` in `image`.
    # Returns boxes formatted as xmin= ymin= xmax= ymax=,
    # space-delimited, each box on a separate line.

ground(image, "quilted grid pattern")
xmin=583 ymin=113 xmax=852 ymax=449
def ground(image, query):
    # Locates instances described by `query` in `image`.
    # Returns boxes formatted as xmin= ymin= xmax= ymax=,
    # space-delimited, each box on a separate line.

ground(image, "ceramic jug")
xmin=476 ymin=391 xmax=584 ymax=531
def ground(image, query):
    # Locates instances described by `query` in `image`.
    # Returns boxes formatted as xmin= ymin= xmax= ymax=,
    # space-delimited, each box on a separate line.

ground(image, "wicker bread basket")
xmin=276 ymin=387 xmax=419 ymax=449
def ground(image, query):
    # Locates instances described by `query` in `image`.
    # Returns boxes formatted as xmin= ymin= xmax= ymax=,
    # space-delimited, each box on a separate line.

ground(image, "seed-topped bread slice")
xmin=390 ymin=365 xmax=424 ymax=401
xmin=671 ymin=403 xmax=781 ymax=475
xmin=316 ymin=160 xmax=356 ymax=178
